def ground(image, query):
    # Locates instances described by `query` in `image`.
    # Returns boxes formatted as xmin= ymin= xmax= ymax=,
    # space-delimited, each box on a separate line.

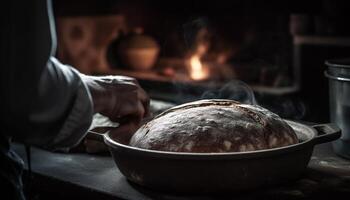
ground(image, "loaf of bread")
xmin=130 ymin=99 xmax=298 ymax=153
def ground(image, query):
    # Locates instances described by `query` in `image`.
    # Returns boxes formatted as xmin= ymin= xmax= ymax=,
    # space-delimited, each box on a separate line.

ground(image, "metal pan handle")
xmin=87 ymin=126 xmax=114 ymax=142
xmin=87 ymin=130 xmax=106 ymax=142
xmin=312 ymin=123 xmax=341 ymax=144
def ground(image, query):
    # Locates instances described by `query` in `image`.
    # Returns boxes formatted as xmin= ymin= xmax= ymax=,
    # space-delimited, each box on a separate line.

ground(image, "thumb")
xmin=109 ymin=122 xmax=139 ymax=144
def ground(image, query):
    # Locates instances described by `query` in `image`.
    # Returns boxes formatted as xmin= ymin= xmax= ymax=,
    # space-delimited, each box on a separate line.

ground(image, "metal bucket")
xmin=325 ymin=59 xmax=350 ymax=159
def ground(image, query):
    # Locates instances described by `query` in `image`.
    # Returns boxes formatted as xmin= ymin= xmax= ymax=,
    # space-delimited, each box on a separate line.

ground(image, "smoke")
xmin=199 ymin=80 xmax=306 ymax=120
xmin=182 ymin=17 xmax=211 ymax=50
xmin=263 ymin=97 xmax=306 ymax=120
xmin=170 ymin=79 xmax=307 ymax=120
xmin=201 ymin=80 xmax=257 ymax=105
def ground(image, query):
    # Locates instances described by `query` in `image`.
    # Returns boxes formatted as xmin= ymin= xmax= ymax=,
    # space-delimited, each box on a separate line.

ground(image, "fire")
xmin=189 ymin=55 xmax=209 ymax=81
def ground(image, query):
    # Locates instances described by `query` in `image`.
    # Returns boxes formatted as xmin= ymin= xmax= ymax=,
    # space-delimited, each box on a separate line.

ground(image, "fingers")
xmin=116 ymin=100 xmax=145 ymax=125
xmin=108 ymin=123 xmax=139 ymax=144
xmin=137 ymin=87 xmax=150 ymax=118
xmin=143 ymin=100 xmax=151 ymax=118
xmin=136 ymin=100 xmax=146 ymax=122
xmin=112 ymin=87 xmax=149 ymax=123
xmin=91 ymin=75 xmax=150 ymax=124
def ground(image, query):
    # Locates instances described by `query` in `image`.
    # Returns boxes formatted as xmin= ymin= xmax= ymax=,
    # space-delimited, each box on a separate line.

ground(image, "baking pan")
xmin=91 ymin=120 xmax=340 ymax=193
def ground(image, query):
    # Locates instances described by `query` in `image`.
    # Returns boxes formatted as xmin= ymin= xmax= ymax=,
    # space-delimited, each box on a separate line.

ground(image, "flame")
xmin=189 ymin=55 xmax=209 ymax=81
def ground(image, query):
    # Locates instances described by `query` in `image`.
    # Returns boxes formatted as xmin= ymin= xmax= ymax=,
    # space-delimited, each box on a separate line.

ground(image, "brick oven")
xmin=53 ymin=0 xmax=350 ymax=122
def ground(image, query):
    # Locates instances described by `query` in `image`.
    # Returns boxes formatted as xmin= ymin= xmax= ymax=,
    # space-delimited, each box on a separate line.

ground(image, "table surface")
xmin=13 ymin=142 xmax=350 ymax=200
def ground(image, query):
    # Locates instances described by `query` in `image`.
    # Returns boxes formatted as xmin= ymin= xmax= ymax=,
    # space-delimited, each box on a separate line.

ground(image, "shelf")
xmin=293 ymin=35 xmax=350 ymax=46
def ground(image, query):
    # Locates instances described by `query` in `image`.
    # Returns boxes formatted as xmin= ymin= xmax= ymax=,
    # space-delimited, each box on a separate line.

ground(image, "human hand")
xmin=82 ymin=75 xmax=150 ymax=126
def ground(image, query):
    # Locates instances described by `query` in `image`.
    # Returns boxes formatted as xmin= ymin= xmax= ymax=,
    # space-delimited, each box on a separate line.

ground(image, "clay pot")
xmin=118 ymin=34 xmax=160 ymax=70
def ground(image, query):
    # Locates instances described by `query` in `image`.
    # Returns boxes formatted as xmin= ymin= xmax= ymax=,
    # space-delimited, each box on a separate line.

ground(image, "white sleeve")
xmin=27 ymin=57 xmax=93 ymax=150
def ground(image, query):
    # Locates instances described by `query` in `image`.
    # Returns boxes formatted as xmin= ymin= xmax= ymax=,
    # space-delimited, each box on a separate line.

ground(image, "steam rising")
xmin=183 ymin=17 xmax=211 ymax=51
xmin=171 ymin=79 xmax=306 ymax=120
xmin=201 ymin=80 xmax=257 ymax=105
xmin=264 ymin=97 xmax=306 ymax=120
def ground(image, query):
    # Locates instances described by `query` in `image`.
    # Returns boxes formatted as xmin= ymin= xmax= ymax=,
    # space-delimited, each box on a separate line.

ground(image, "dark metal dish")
xmin=96 ymin=121 xmax=340 ymax=193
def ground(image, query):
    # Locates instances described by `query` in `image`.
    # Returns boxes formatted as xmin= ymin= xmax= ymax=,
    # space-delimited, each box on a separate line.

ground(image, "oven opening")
xmin=53 ymin=0 xmax=350 ymax=122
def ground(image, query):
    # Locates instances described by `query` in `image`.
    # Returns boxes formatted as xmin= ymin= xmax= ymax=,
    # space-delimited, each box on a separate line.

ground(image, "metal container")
xmin=325 ymin=59 xmax=350 ymax=159
xmin=101 ymin=121 xmax=340 ymax=193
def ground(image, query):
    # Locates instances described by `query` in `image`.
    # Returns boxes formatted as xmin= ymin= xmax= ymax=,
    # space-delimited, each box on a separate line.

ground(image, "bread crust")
xmin=130 ymin=99 xmax=298 ymax=153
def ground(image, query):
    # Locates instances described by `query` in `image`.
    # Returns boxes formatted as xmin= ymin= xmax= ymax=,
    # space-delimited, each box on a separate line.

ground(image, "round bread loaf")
xmin=130 ymin=99 xmax=298 ymax=153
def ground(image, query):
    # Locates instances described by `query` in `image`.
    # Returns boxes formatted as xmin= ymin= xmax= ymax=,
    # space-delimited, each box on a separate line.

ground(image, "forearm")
xmin=24 ymin=57 xmax=93 ymax=150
